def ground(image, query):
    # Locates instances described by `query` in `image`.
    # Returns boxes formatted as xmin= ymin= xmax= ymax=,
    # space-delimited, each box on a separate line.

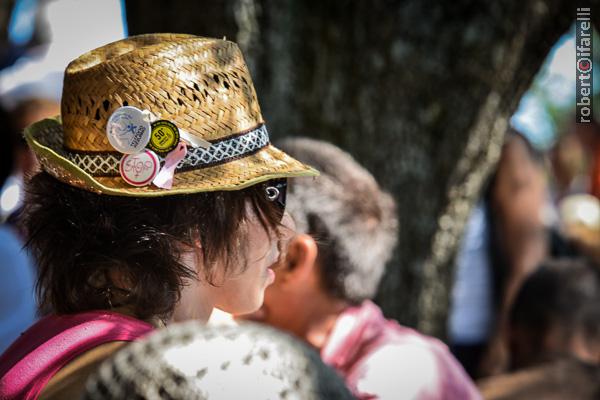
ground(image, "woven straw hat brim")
xmin=26 ymin=117 xmax=318 ymax=197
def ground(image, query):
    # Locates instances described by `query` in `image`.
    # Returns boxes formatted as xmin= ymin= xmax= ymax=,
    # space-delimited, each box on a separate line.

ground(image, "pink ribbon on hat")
xmin=153 ymin=142 xmax=187 ymax=189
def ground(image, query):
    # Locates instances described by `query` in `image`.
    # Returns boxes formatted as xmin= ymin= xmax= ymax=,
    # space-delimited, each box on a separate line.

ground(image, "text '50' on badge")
xmin=119 ymin=150 xmax=160 ymax=187
xmin=106 ymin=106 xmax=151 ymax=154
xmin=149 ymin=120 xmax=180 ymax=154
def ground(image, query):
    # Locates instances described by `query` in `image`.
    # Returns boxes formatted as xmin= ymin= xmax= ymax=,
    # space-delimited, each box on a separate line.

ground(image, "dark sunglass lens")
xmin=274 ymin=179 xmax=287 ymax=211
xmin=265 ymin=179 xmax=287 ymax=219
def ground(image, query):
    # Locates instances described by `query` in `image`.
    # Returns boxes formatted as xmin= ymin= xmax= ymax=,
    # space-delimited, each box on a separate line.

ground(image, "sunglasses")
xmin=265 ymin=179 xmax=287 ymax=219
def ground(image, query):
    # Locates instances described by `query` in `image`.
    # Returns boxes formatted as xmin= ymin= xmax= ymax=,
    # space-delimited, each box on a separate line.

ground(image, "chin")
xmin=227 ymin=295 xmax=265 ymax=317
xmin=238 ymin=304 xmax=268 ymax=322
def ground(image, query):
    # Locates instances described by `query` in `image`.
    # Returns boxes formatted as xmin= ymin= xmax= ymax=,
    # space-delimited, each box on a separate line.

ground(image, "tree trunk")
xmin=126 ymin=0 xmax=577 ymax=337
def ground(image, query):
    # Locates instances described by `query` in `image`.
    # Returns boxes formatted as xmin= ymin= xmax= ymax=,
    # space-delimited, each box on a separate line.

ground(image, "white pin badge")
xmin=106 ymin=106 xmax=151 ymax=154
xmin=119 ymin=150 xmax=160 ymax=187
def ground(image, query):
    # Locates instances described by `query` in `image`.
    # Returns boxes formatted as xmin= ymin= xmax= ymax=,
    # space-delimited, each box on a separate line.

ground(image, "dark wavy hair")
xmin=23 ymin=172 xmax=284 ymax=321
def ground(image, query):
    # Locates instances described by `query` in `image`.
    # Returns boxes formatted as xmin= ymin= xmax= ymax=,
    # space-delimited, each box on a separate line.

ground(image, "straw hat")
xmin=24 ymin=33 xmax=318 ymax=196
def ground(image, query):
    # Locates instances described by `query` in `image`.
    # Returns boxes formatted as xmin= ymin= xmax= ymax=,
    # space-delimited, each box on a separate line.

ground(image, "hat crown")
xmin=61 ymin=33 xmax=263 ymax=152
xmin=25 ymin=33 xmax=318 ymax=196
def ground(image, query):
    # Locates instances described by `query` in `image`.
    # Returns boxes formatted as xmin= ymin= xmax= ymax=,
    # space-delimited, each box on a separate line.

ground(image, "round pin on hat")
xmin=119 ymin=150 xmax=161 ymax=187
xmin=106 ymin=106 xmax=151 ymax=154
xmin=149 ymin=120 xmax=180 ymax=155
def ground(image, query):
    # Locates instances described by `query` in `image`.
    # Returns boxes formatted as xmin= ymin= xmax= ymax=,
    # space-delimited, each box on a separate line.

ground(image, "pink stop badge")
xmin=119 ymin=150 xmax=160 ymax=187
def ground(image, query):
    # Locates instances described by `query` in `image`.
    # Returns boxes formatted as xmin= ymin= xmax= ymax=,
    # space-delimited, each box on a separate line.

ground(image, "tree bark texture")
xmin=126 ymin=0 xmax=580 ymax=338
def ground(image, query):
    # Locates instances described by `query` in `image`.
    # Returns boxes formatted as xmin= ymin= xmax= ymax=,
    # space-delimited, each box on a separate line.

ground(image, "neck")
xmin=299 ymin=293 xmax=349 ymax=351
xmin=110 ymin=305 xmax=169 ymax=328
xmin=169 ymin=250 xmax=216 ymax=324
xmin=169 ymin=293 xmax=214 ymax=324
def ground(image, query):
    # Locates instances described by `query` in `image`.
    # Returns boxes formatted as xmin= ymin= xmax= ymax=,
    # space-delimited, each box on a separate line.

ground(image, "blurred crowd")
xmin=450 ymin=126 xmax=600 ymax=398
xmin=0 ymin=1 xmax=599 ymax=400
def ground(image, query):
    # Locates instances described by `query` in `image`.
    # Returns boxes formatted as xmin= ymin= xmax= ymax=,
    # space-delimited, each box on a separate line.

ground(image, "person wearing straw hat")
xmin=0 ymin=33 xmax=317 ymax=400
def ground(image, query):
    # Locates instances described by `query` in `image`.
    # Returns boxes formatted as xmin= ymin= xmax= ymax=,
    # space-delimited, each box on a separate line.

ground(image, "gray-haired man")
xmin=243 ymin=138 xmax=480 ymax=399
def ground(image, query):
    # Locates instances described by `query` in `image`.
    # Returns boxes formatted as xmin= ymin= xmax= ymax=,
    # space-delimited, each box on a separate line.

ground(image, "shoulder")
xmin=39 ymin=341 xmax=129 ymax=400
xmin=0 ymin=311 xmax=153 ymax=400
xmin=478 ymin=359 xmax=600 ymax=400
xmin=353 ymin=324 xmax=481 ymax=400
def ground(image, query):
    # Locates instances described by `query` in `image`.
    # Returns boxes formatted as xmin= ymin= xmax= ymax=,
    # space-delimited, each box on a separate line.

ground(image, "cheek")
xmin=262 ymin=285 xmax=281 ymax=315
xmin=263 ymin=279 xmax=277 ymax=302
xmin=263 ymin=272 xmax=288 ymax=307
xmin=215 ymin=262 xmax=270 ymax=315
xmin=248 ymin=228 xmax=279 ymax=268
xmin=217 ymin=208 xmax=280 ymax=314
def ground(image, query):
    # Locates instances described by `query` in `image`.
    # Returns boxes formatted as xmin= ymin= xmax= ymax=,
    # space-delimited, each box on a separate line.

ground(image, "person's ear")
xmin=280 ymin=233 xmax=318 ymax=284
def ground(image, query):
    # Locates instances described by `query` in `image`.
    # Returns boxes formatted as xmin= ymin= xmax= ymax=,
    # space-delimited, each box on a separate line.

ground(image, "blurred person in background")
xmin=450 ymin=129 xmax=551 ymax=378
xmin=477 ymin=258 xmax=600 ymax=399
xmin=0 ymin=102 xmax=37 ymax=354
xmin=243 ymin=138 xmax=480 ymax=400
xmin=564 ymin=119 xmax=600 ymax=201
xmin=0 ymin=0 xmax=127 ymax=109
xmin=1 ymin=98 xmax=59 ymax=225
xmin=548 ymin=118 xmax=600 ymax=204
xmin=83 ymin=321 xmax=355 ymax=400
xmin=0 ymin=0 xmax=126 ymax=224
xmin=0 ymin=34 xmax=317 ymax=400
xmin=508 ymin=258 xmax=600 ymax=370
xmin=549 ymin=120 xmax=595 ymax=202
xmin=478 ymin=357 xmax=600 ymax=400
xmin=448 ymin=200 xmax=495 ymax=378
